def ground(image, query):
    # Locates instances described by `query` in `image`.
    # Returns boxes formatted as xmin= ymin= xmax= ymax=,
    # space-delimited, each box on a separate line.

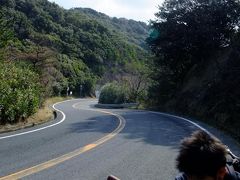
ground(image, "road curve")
xmin=0 ymin=99 xmax=239 ymax=180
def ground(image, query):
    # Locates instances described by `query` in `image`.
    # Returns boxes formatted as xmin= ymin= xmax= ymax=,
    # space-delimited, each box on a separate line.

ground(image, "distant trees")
xmin=0 ymin=9 xmax=16 ymax=50
xmin=147 ymin=0 xmax=240 ymax=106
xmin=58 ymin=54 xmax=96 ymax=97
xmin=0 ymin=0 xmax=149 ymax=123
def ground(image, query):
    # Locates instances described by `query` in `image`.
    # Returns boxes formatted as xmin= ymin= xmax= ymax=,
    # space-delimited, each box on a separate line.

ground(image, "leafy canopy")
xmin=147 ymin=0 xmax=240 ymax=105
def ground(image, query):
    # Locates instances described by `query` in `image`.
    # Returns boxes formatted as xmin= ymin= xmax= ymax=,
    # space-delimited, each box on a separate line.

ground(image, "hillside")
xmin=0 ymin=0 xmax=150 ymax=123
xmin=0 ymin=0 xmax=149 ymax=93
xmin=72 ymin=8 xmax=149 ymax=48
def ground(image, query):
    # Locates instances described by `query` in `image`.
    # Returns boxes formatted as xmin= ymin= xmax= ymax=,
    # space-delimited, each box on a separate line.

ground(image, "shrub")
xmin=0 ymin=63 xmax=41 ymax=124
xmin=99 ymin=83 xmax=129 ymax=104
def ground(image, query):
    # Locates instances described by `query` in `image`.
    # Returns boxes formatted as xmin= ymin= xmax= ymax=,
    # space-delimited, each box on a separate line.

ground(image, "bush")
xmin=99 ymin=83 xmax=129 ymax=104
xmin=0 ymin=63 xmax=41 ymax=124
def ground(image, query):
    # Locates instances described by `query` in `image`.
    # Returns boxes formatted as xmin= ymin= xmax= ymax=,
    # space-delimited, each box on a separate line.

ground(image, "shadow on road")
xmin=68 ymin=114 xmax=119 ymax=135
xmin=120 ymin=112 xmax=199 ymax=149
xmin=68 ymin=110 xmax=199 ymax=149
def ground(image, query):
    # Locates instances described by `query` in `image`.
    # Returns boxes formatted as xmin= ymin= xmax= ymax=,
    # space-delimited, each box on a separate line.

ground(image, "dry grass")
xmin=0 ymin=97 xmax=72 ymax=133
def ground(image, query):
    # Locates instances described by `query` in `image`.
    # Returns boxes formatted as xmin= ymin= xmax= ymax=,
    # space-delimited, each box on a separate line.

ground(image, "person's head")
xmin=176 ymin=130 xmax=228 ymax=180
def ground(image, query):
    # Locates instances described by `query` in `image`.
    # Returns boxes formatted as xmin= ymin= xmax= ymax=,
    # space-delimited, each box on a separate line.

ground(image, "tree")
xmin=0 ymin=9 xmax=15 ymax=49
xmin=99 ymin=83 xmax=129 ymax=104
xmin=147 ymin=0 xmax=240 ymax=106
xmin=0 ymin=63 xmax=41 ymax=124
xmin=0 ymin=0 xmax=15 ymax=8
xmin=120 ymin=62 xmax=150 ymax=102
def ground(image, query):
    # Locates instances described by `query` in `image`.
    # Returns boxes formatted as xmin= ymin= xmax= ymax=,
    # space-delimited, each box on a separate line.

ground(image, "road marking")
xmin=0 ymin=99 xmax=74 ymax=140
xmin=0 ymin=101 xmax=126 ymax=180
xmin=149 ymin=111 xmax=210 ymax=134
xmin=74 ymin=101 xmax=209 ymax=136
xmin=0 ymin=143 xmax=98 ymax=180
xmin=72 ymin=101 xmax=126 ymax=147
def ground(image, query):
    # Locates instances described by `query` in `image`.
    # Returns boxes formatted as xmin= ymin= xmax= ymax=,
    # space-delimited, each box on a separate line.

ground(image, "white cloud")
xmin=49 ymin=0 xmax=162 ymax=22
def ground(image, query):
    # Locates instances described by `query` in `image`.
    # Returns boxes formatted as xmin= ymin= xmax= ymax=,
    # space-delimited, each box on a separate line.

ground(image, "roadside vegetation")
xmin=0 ymin=62 xmax=41 ymax=124
xmin=0 ymin=0 xmax=149 ymax=126
xmin=99 ymin=83 xmax=129 ymax=104
xmin=99 ymin=61 xmax=151 ymax=105
xmin=26 ymin=96 xmax=71 ymax=125
xmin=147 ymin=0 xmax=240 ymax=140
xmin=1 ymin=0 xmax=240 ymax=142
xmin=0 ymin=96 xmax=70 ymax=133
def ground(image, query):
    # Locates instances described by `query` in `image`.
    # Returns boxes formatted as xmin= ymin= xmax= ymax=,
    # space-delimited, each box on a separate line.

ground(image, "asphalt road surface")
xmin=0 ymin=99 xmax=239 ymax=180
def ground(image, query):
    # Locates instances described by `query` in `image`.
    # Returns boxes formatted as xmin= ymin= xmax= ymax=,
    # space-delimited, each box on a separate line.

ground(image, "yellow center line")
xmin=0 ymin=102 xmax=126 ymax=180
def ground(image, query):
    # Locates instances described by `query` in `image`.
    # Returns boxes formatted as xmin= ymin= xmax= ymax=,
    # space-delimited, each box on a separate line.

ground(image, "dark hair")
xmin=176 ymin=130 xmax=227 ymax=178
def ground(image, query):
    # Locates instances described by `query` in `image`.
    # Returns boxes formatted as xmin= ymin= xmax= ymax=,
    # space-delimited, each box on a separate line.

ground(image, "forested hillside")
xmin=148 ymin=0 xmax=240 ymax=140
xmin=0 ymin=0 xmax=149 ymax=123
xmin=72 ymin=8 xmax=149 ymax=48
xmin=3 ymin=0 xmax=239 ymax=142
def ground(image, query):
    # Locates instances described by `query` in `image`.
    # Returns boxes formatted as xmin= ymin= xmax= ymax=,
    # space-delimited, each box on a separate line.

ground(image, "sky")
xmin=49 ymin=0 xmax=164 ymax=23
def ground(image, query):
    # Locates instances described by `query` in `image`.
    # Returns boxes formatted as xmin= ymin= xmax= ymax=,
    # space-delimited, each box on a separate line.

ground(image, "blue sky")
xmin=49 ymin=0 xmax=164 ymax=23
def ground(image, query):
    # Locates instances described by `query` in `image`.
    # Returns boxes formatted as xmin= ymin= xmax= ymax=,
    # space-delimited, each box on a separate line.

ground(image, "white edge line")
xmin=0 ymin=99 xmax=73 ymax=140
xmin=73 ymin=101 xmax=209 ymax=134
xmin=74 ymin=101 xmax=211 ymax=137
xmin=149 ymin=111 xmax=212 ymax=135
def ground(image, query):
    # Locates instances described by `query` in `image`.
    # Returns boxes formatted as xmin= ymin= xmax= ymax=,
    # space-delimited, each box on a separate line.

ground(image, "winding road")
xmin=0 ymin=99 xmax=239 ymax=180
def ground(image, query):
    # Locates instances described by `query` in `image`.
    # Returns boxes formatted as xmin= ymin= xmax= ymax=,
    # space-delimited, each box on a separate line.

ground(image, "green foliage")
xmin=72 ymin=8 xmax=149 ymax=49
xmin=121 ymin=61 xmax=151 ymax=103
xmin=99 ymin=83 xmax=129 ymax=104
xmin=147 ymin=0 xmax=240 ymax=139
xmin=58 ymin=54 xmax=96 ymax=96
xmin=0 ymin=0 xmax=149 ymax=81
xmin=0 ymin=62 xmax=41 ymax=124
xmin=0 ymin=0 xmax=149 ymax=123
xmin=147 ymin=0 xmax=240 ymax=106
xmin=0 ymin=0 xmax=148 ymax=76
xmin=0 ymin=8 xmax=17 ymax=48
xmin=0 ymin=12 xmax=41 ymax=123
